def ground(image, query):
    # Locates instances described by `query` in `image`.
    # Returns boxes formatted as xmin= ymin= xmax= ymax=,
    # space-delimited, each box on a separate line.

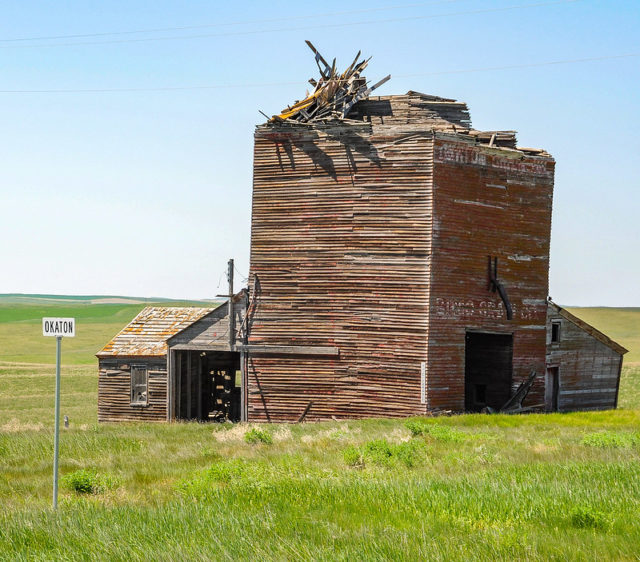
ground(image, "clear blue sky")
xmin=0 ymin=0 xmax=638 ymax=305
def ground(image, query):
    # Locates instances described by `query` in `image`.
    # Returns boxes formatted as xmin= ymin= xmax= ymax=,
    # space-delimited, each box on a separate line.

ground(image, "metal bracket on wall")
xmin=488 ymin=256 xmax=513 ymax=320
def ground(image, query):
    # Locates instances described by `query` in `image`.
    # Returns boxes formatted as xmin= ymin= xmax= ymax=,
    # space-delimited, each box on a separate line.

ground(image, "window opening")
xmin=131 ymin=365 xmax=148 ymax=405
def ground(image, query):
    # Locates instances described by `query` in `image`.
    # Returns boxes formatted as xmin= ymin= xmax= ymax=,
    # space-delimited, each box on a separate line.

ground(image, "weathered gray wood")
xmin=167 ymin=350 xmax=174 ymax=421
xmin=176 ymin=352 xmax=182 ymax=419
xmin=186 ymin=352 xmax=192 ymax=420
xmin=240 ymin=350 xmax=247 ymax=422
xmin=238 ymin=345 xmax=340 ymax=356
xmin=197 ymin=353 xmax=202 ymax=420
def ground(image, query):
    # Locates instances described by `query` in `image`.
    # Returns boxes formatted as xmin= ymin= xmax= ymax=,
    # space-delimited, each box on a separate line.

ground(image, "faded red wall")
xmin=427 ymin=137 xmax=555 ymax=410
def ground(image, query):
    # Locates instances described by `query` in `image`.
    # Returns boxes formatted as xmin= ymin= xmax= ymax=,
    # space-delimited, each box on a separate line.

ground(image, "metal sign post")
xmin=43 ymin=317 xmax=75 ymax=510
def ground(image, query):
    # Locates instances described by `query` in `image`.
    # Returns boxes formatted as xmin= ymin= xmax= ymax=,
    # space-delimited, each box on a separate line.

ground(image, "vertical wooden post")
xmin=228 ymin=258 xmax=235 ymax=351
xmin=240 ymin=350 xmax=246 ymax=422
xmin=176 ymin=352 xmax=182 ymax=419
xmin=186 ymin=352 xmax=192 ymax=420
xmin=196 ymin=353 xmax=202 ymax=421
xmin=167 ymin=349 xmax=173 ymax=421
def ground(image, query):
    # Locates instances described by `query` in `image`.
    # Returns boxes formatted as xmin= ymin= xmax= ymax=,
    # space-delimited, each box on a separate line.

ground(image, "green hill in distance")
xmin=0 ymin=294 xmax=222 ymax=365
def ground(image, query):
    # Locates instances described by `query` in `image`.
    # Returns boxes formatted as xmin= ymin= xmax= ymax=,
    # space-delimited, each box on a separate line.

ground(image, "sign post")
xmin=42 ymin=317 xmax=75 ymax=510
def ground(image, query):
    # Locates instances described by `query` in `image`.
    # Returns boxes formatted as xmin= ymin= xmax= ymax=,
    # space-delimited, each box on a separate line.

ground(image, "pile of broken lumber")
xmin=268 ymin=40 xmax=390 ymax=124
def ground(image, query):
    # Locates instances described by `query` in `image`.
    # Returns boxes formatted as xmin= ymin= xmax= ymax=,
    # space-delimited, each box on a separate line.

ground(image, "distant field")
xmin=0 ymin=294 xmax=218 ymax=364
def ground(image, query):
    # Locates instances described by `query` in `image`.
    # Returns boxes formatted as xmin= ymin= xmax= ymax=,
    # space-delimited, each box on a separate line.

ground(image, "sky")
xmin=0 ymin=0 xmax=638 ymax=305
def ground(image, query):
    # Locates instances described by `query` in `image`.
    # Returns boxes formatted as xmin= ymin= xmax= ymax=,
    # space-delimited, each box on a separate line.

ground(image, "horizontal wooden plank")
xmin=239 ymin=345 xmax=340 ymax=356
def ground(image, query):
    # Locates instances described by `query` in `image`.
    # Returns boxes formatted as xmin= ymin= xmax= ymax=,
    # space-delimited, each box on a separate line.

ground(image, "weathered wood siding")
xmin=248 ymin=121 xmax=434 ymax=421
xmin=428 ymin=135 xmax=555 ymax=410
xmin=169 ymin=307 xmax=231 ymax=350
xmin=546 ymin=309 xmax=622 ymax=411
xmin=98 ymin=357 xmax=167 ymax=422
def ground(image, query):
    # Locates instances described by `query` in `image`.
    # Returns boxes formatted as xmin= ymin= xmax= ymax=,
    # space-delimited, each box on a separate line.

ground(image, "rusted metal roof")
xmin=96 ymin=307 xmax=214 ymax=357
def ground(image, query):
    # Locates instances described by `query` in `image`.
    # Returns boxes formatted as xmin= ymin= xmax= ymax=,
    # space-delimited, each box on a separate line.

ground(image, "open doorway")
xmin=465 ymin=331 xmax=513 ymax=412
xmin=172 ymin=350 xmax=241 ymax=422
xmin=545 ymin=366 xmax=559 ymax=412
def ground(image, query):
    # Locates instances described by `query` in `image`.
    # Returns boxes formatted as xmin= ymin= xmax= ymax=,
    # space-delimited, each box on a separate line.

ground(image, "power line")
xmin=0 ymin=0 xmax=580 ymax=49
xmin=0 ymin=0 xmax=469 ymax=43
xmin=396 ymin=52 xmax=640 ymax=76
xmin=0 ymin=52 xmax=635 ymax=94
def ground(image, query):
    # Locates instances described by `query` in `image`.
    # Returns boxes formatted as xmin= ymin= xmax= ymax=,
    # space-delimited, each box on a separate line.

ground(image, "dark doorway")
xmin=545 ymin=367 xmax=559 ymax=412
xmin=465 ymin=332 xmax=513 ymax=411
xmin=173 ymin=350 xmax=241 ymax=422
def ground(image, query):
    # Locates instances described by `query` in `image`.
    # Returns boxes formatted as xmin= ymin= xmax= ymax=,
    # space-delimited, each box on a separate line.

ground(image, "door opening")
xmin=545 ymin=366 xmax=559 ymax=412
xmin=173 ymin=350 xmax=241 ymax=422
xmin=465 ymin=332 xmax=513 ymax=412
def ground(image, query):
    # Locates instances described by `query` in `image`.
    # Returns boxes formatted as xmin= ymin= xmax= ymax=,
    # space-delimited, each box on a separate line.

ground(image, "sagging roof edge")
xmin=548 ymin=299 xmax=628 ymax=355
xmin=95 ymin=289 xmax=247 ymax=358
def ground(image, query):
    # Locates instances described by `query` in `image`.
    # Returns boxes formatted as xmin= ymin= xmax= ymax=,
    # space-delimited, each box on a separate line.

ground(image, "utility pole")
xmin=227 ymin=258 xmax=235 ymax=350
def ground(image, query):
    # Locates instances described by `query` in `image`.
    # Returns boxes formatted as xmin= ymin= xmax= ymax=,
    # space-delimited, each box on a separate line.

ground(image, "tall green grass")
xmin=1 ymin=413 xmax=639 ymax=559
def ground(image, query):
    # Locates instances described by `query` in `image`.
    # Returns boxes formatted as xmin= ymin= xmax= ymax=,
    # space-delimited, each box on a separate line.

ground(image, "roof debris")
xmin=269 ymin=40 xmax=390 ymax=124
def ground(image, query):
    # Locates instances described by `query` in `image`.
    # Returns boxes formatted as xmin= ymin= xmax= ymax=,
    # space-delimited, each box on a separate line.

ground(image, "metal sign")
xmin=42 ymin=317 xmax=75 ymax=338
xmin=43 ymin=317 xmax=75 ymax=510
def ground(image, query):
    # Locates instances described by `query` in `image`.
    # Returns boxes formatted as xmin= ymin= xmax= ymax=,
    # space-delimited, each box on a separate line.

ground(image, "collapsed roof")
xmin=265 ymin=42 xmax=550 ymax=156
xmin=269 ymin=41 xmax=390 ymax=124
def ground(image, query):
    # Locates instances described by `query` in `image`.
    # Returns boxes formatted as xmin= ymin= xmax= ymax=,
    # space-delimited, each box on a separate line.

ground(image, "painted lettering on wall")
xmin=434 ymin=298 xmax=541 ymax=321
xmin=434 ymin=145 xmax=552 ymax=178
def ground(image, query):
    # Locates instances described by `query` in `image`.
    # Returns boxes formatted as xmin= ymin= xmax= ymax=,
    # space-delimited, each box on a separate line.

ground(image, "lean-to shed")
xmin=545 ymin=300 xmax=627 ymax=411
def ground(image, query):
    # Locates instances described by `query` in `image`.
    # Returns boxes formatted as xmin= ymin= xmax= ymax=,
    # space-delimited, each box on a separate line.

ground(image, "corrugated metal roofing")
xmin=97 ymin=307 xmax=214 ymax=357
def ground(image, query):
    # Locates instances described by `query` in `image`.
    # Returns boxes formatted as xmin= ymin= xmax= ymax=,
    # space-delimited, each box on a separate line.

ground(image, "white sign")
xmin=42 ymin=318 xmax=76 ymax=338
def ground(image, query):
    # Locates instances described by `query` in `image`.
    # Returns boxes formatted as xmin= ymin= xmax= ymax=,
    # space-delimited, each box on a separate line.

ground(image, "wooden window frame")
xmin=551 ymin=321 xmax=561 ymax=343
xmin=130 ymin=365 xmax=149 ymax=407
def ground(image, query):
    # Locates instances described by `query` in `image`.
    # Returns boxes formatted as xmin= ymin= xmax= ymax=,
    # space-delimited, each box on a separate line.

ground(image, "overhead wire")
xmin=0 ymin=52 xmax=636 ymax=94
xmin=0 ymin=0 xmax=471 ymax=43
xmin=0 ymin=0 xmax=581 ymax=49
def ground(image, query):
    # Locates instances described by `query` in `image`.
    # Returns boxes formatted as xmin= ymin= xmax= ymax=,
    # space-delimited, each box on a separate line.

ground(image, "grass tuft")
xmin=344 ymin=438 xmax=426 ymax=468
xmin=61 ymin=469 xmax=117 ymax=494
xmin=244 ymin=427 xmax=273 ymax=445
xmin=569 ymin=505 xmax=610 ymax=530
xmin=405 ymin=419 xmax=466 ymax=442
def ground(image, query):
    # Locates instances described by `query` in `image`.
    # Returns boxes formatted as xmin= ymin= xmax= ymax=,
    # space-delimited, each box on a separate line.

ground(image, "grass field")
xmin=1 ymin=297 xmax=639 ymax=560
xmin=0 ymin=295 xmax=216 ymax=364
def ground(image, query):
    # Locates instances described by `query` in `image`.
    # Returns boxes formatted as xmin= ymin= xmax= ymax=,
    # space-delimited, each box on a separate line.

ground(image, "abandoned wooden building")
xmin=97 ymin=45 xmax=627 ymax=422
xmin=97 ymin=293 xmax=246 ymax=422
xmin=545 ymin=300 xmax=627 ymax=411
xmin=247 ymin=90 xmax=558 ymax=420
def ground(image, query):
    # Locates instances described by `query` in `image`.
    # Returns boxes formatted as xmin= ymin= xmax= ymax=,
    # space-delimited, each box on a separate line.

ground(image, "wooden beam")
xmin=167 ymin=350 xmax=173 ymax=421
xmin=237 ymin=345 xmax=339 ymax=356
xmin=196 ymin=354 xmax=202 ymax=421
xmin=186 ymin=352 xmax=192 ymax=420
xmin=240 ymin=350 xmax=247 ymax=422
xmin=176 ymin=352 xmax=181 ymax=419
xmin=170 ymin=344 xmax=232 ymax=352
